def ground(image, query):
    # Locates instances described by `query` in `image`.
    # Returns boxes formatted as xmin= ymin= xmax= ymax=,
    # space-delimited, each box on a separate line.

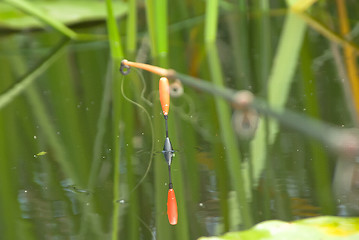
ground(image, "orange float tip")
xmin=159 ymin=77 xmax=170 ymax=116
xmin=167 ymin=188 xmax=178 ymax=225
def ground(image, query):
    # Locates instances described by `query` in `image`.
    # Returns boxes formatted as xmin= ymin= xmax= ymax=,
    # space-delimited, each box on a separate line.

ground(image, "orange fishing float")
xmin=159 ymin=77 xmax=170 ymax=117
xmin=159 ymin=76 xmax=178 ymax=225
xmin=167 ymin=188 xmax=178 ymax=225
xmin=119 ymin=64 xmax=178 ymax=225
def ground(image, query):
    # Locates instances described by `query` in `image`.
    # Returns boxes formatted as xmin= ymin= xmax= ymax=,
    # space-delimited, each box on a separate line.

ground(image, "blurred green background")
xmin=1 ymin=0 xmax=359 ymax=239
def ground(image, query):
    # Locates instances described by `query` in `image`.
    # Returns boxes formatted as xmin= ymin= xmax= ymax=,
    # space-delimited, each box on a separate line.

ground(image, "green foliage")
xmin=0 ymin=0 xmax=127 ymax=31
xmin=198 ymin=217 xmax=359 ymax=240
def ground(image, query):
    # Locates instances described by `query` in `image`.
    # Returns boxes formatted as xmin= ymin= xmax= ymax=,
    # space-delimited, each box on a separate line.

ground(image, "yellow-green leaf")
xmin=198 ymin=217 xmax=359 ymax=240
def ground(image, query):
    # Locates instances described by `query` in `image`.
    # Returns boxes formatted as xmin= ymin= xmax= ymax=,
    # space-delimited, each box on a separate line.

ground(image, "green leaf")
xmin=198 ymin=217 xmax=359 ymax=240
xmin=0 ymin=1 xmax=127 ymax=31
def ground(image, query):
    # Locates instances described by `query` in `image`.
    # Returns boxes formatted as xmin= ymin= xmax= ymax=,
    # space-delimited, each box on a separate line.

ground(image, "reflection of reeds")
xmin=0 ymin=39 xmax=69 ymax=110
xmin=3 ymin=0 xmax=359 ymax=239
xmin=205 ymin=0 xmax=253 ymax=229
xmin=300 ymin=34 xmax=335 ymax=214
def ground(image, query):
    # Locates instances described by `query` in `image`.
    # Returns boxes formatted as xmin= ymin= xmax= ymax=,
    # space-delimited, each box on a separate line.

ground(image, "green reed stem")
xmin=234 ymin=0 xmax=252 ymax=89
xmin=121 ymin=77 xmax=140 ymax=240
xmin=106 ymin=0 xmax=124 ymax=62
xmin=147 ymin=1 xmax=191 ymax=239
xmin=145 ymin=0 xmax=157 ymax=57
xmin=254 ymin=0 xmax=271 ymax=90
xmin=110 ymin=62 xmax=122 ymax=240
xmin=157 ymin=0 xmax=190 ymax=237
xmin=146 ymin=1 xmax=168 ymax=238
xmin=126 ymin=0 xmax=137 ymax=54
xmin=204 ymin=0 xmax=218 ymax=44
xmin=106 ymin=0 xmax=125 ymax=239
xmin=155 ymin=0 xmax=168 ymax=56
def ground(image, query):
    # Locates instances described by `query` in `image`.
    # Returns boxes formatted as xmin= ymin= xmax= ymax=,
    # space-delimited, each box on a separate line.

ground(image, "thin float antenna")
xmin=168 ymin=164 xmax=173 ymax=189
xmin=164 ymin=115 xmax=169 ymax=138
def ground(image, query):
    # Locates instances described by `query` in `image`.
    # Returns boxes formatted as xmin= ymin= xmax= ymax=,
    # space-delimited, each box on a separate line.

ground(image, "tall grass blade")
xmin=106 ymin=0 xmax=124 ymax=62
xmin=126 ymin=0 xmax=137 ymax=54
xmin=105 ymin=0 xmax=125 ymax=239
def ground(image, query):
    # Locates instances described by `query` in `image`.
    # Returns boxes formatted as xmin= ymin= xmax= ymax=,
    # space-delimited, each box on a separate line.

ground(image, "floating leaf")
xmin=198 ymin=216 xmax=359 ymax=240
xmin=0 ymin=1 xmax=127 ymax=31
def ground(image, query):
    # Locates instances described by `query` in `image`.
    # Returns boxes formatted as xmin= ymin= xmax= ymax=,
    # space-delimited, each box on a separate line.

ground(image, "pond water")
xmin=1 ymin=1 xmax=359 ymax=240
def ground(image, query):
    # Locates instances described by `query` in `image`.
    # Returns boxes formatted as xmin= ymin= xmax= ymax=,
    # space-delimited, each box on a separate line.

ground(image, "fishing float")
xmin=119 ymin=61 xmax=178 ymax=225
xmin=159 ymin=76 xmax=178 ymax=225
xmin=159 ymin=77 xmax=170 ymax=137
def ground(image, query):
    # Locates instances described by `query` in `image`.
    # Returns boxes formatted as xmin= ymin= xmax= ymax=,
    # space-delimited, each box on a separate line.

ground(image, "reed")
xmin=104 ymin=0 xmax=125 ymax=239
xmin=126 ymin=0 xmax=137 ymax=55
xmin=300 ymin=34 xmax=335 ymax=214
xmin=205 ymin=0 xmax=253 ymax=229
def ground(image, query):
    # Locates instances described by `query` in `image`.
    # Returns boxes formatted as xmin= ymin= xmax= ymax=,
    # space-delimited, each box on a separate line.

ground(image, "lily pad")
xmin=0 ymin=1 xmax=127 ymax=30
xmin=198 ymin=216 xmax=359 ymax=240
